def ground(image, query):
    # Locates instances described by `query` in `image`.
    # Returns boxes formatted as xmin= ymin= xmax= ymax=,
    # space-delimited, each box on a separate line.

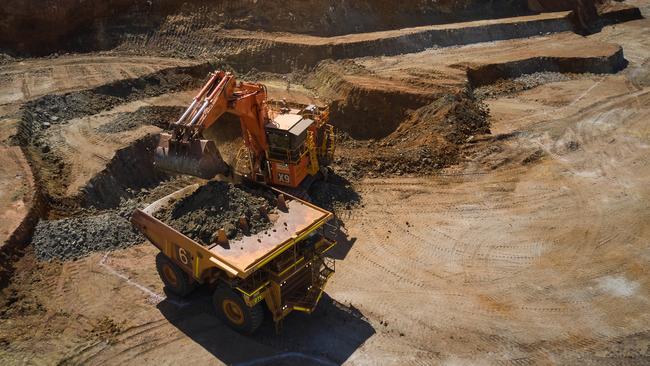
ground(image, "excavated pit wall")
xmin=330 ymin=87 xmax=441 ymax=140
xmin=219 ymin=6 xmax=639 ymax=74
xmin=0 ymin=156 xmax=44 ymax=288
xmin=80 ymin=135 xmax=169 ymax=210
xmin=11 ymin=63 xmax=213 ymax=207
xmin=224 ymin=13 xmax=575 ymax=74
xmin=0 ymin=63 xmax=215 ymax=266
xmin=11 ymin=63 xmax=212 ymax=147
xmin=1 ymin=0 xmax=535 ymax=56
xmin=467 ymin=47 xmax=628 ymax=86
xmin=599 ymin=6 xmax=643 ymax=26
xmin=305 ymin=61 xmax=459 ymax=140
xmin=313 ymin=48 xmax=631 ymax=141
xmin=3 ymin=0 xmax=639 ymax=57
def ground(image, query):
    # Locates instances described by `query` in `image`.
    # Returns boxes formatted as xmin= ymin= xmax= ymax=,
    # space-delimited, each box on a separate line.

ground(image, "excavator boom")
xmin=153 ymin=70 xmax=335 ymax=190
xmin=153 ymin=71 xmax=246 ymax=179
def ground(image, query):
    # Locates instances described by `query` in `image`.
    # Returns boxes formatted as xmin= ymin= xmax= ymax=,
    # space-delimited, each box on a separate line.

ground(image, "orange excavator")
xmin=154 ymin=71 xmax=336 ymax=190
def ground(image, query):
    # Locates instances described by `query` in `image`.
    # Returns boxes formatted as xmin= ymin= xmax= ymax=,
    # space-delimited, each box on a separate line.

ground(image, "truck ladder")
xmin=284 ymin=254 xmax=335 ymax=312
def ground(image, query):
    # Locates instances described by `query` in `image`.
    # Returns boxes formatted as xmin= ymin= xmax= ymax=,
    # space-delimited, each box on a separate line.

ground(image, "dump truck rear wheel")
xmin=156 ymin=253 xmax=195 ymax=297
xmin=213 ymin=286 xmax=264 ymax=334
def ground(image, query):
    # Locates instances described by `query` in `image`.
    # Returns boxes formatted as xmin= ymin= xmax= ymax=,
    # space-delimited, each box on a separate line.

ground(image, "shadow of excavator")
xmin=308 ymin=171 xmax=360 ymax=261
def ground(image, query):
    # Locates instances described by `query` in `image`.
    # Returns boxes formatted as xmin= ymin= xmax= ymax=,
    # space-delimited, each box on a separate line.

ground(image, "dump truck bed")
xmin=133 ymin=183 xmax=332 ymax=278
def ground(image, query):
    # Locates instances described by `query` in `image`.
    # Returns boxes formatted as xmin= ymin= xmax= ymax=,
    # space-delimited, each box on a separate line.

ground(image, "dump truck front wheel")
xmin=213 ymin=287 xmax=264 ymax=334
xmin=156 ymin=253 xmax=195 ymax=297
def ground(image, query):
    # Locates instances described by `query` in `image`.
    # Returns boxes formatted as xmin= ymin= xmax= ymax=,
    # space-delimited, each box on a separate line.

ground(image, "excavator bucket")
xmin=154 ymin=133 xmax=230 ymax=179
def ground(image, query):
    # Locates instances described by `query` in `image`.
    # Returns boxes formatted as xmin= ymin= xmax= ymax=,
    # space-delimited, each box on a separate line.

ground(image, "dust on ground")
xmin=96 ymin=106 xmax=185 ymax=133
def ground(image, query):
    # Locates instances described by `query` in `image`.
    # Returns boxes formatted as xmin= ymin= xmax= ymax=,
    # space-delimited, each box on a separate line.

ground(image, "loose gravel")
xmin=32 ymin=213 xmax=142 ymax=261
xmin=154 ymin=181 xmax=276 ymax=246
xmin=96 ymin=106 xmax=184 ymax=134
xmin=32 ymin=176 xmax=200 ymax=261
xmin=475 ymin=72 xmax=588 ymax=99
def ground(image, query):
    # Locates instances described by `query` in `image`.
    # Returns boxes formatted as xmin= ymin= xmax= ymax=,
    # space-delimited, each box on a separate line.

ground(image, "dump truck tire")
xmin=156 ymin=253 xmax=195 ymax=297
xmin=213 ymin=286 xmax=264 ymax=334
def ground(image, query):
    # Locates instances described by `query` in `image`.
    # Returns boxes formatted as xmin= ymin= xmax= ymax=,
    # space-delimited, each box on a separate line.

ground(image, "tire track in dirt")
xmin=0 ymin=57 xmax=197 ymax=106
xmin=329 ymin=70 xmax=650 ymax=363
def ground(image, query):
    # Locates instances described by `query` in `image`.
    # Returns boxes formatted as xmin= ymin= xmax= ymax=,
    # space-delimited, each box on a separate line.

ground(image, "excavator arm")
xmin=154 ymin=71 xmax=270 ymax=179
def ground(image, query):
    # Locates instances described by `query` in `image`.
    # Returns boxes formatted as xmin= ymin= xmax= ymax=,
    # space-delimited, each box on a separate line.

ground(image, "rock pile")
xmin=154 ymin=181 xmax=276 ymax=246
xmin=32 ymin=213 xmax=142 ymax=261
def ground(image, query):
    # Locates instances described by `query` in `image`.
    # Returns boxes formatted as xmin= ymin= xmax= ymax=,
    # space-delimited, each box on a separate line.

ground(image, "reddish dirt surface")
xmin=2 ymin=0 xmax=634 ymax=56
xmin=0 ymin=147 xmax=33 ymax=244
xmin=1 ymin=0 xmax=649 ymax=365
xmin=313 ymin=32 xmax=627 ymax=178
xmin=0 ymin=0 xmax=532 ymax=55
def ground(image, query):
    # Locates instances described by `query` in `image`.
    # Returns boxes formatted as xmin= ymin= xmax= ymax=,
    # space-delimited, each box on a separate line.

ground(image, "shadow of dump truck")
xmin=158 ymin=290 xmax=375 ymax=365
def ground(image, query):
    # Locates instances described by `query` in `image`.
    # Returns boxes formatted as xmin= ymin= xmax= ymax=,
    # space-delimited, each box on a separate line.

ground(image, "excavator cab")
xmin=265 ymin=113 xmax=314 ymax=187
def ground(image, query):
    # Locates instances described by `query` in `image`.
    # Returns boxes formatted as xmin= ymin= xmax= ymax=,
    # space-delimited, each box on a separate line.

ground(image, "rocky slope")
xmin=0 ymin=0 xmax=616 ymax=56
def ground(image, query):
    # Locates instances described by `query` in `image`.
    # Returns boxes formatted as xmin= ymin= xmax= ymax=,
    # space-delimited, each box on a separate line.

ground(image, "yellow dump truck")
xmin=131 ymin=183 xmax=336 ymax=333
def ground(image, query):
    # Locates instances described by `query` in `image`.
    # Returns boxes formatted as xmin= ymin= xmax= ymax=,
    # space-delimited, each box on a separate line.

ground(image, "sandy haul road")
xmin=5 ymin=64 xmax=647 ymax=365
xmin=336 ymin=83 xmax=650 ymax=364
xmin=1 ymin=2 xmax=650 ymax=366
xmin=3 ymin=58 xmax=650 ymax=366
xmin=330 ymin=16 xmax=650 ymax=364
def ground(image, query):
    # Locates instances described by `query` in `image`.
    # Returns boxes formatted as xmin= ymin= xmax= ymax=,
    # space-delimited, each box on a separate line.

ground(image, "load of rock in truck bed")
xmin=153 ymin=181 xmax=279 ymax=246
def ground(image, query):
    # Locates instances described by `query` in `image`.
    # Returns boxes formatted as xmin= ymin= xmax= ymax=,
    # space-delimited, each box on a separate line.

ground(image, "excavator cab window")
xmin=266 ymin=116 xmax=314 ymax=163
xmin=266 ymin=129 xmax=307 ymax=163
xmin=300 ymin=104 xmax=319 ymax=119
xmin=267 ymin=130 xmax=291 ymax=150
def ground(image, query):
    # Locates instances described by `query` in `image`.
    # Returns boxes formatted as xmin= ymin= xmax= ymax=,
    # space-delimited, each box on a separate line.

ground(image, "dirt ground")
xmin=0 ymin=147 xmax=33 ymax=244
xmin=1 ymin=0 xmax=650 ymax=365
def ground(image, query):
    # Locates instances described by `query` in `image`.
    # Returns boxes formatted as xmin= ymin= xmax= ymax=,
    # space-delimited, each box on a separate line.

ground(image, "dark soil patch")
xmin=14 ymin=64 xmax=211 ymax=146
xmin=32 ymin=212 xmax=142 ymax=261
xmin=90 ymin=316 xmax=127 ymax=345
xmin=96 ymin=106 xmax=185 ymax=134
xmin=154 ymin=181 xmax=277 ymax=246
xmin=32 ymin=176 xmax=199 ymax=261
xmin=474 ymin=72 xmax=584 ymax=99
xmin=310 ymin=172 xmax=361 ymax=213
xmin=333 ymin=93 xmax=490 ymax=179
xmin=522 ymin=149 xmax=546 ymax=165
xmin=10 ymin=64 xmax=211 ymax=213
xmin=0 ymin=248 xmax=52 ymax=319
xmin=79 ymin=134 xmax=170 ymax=211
